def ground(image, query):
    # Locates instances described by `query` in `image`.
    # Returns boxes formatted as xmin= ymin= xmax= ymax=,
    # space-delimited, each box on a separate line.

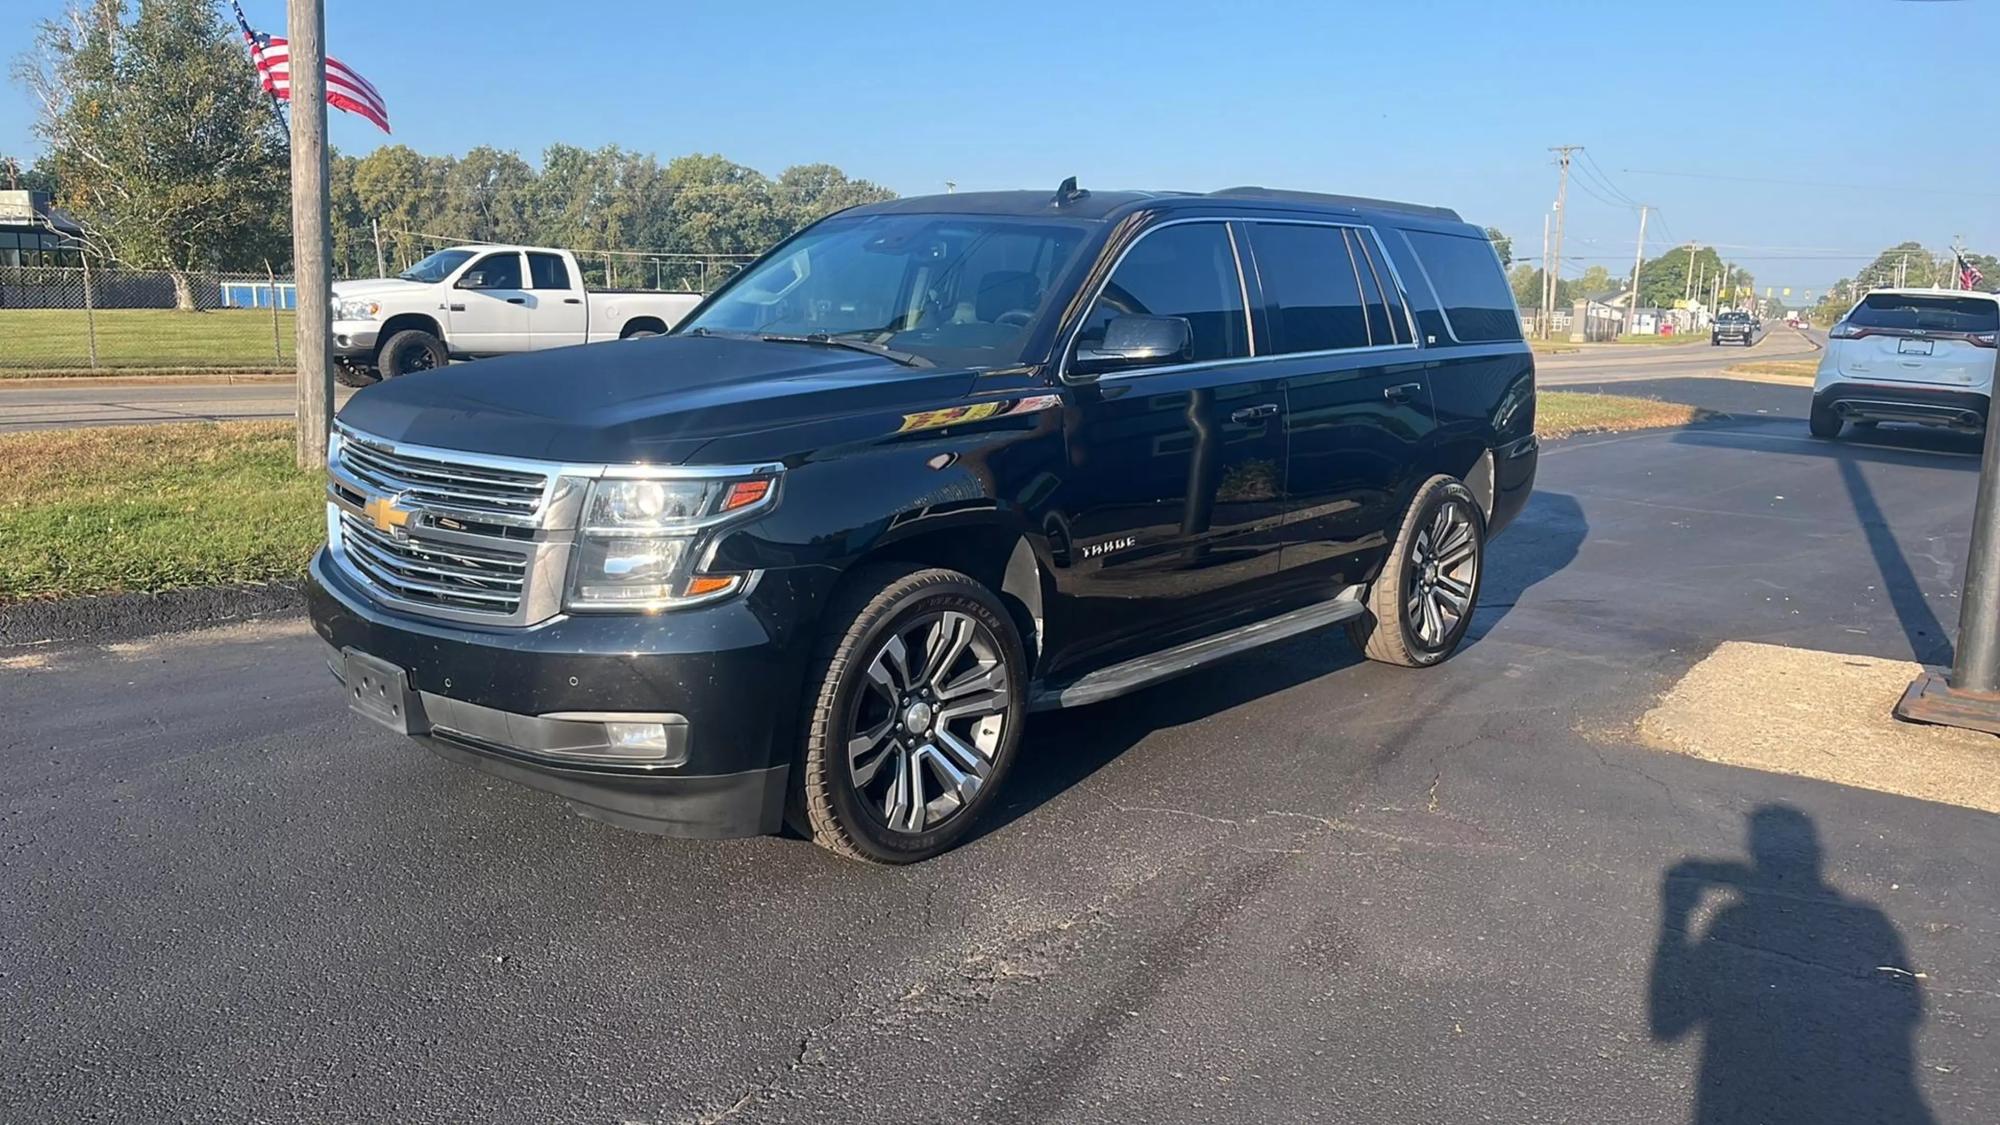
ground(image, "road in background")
xmin=0 ymin=328 xmax=1824 ymax=432
xmin=4 ymin=379 xmax=1995 ymax=1123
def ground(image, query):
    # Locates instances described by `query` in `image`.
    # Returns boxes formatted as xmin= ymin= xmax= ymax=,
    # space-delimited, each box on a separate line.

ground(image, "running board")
xmin=1028 ymin=586 xmax=1368 ymax=711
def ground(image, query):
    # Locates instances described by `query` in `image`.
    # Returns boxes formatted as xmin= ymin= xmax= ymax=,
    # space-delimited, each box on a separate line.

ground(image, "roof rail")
xmin=1206 ymin=186 xmax=1461 ymax=222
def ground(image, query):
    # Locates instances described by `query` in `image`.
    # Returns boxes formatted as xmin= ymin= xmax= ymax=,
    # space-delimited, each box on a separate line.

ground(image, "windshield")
xmin=1849 ymin=292 xmax=1998 ymax=334
xmin=1718 ymin=312 xmax=1750 ymax=323
xmin=680 ymin=213 xmax=1095 ymax=368
xmin=399 ymin=249 xmax=475 ymax=284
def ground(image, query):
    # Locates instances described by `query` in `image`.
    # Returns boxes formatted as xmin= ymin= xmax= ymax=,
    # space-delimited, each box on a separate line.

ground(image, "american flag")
xmin=234 ymin=5 xmax=390 ymax=134
xmin=1958 ymin=251 xmax=1985 ymax=292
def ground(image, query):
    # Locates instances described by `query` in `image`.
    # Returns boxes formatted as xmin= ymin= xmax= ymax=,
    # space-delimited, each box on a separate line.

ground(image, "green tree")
xmin=1485 ymin=226 xmax=1512 ymax=269
xmin=350 ymin=144 xmax=451 ymax=269
xmin=17 ymin=0 xmax=289 ymax=307
xmin=1636 ymin=244 xmax=1727 ymax=309
xmin=1 ymin=153 xmax=59 ymax=193
xmin=1573 ymin=265 xmax=1615 ymax=299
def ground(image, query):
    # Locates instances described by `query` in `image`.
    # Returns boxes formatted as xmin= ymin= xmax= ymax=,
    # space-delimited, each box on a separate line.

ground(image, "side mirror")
xmin=457 ymin=271 xmax=487 ymax=290
xmin=1071 ymin=314 xmax=1193 ymax=377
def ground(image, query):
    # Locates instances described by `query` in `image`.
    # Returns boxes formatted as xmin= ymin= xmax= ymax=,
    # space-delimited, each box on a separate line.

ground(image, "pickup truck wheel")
xmin=1346 ymin=475 xmax=1485 ymax=668
xmin=377 ymin=329 xmax=447 ymax=378
xmin=795 ymin=565 xmax=1026 ymax=864
xmin=622 ymin=329 xmax=661 ymax=340
xmin=333 ymin=365 xmax=379 ymax=388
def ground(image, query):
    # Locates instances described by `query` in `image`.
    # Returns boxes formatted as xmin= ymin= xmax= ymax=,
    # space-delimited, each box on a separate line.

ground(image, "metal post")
xmin=372 ymin=218 xmax=386 ymax=278
xmin=80 ymin=253 xmax=99 ymax=371
xmin=288 ymin=0 xmax=333 ymax=470
xmin=266 ymin=261 xmax=283 ymax=367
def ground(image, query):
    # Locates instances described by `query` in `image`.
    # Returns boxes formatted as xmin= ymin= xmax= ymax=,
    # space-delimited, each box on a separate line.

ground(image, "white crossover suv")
xmin=1811 ymin=289 xmax=1998 ymax=438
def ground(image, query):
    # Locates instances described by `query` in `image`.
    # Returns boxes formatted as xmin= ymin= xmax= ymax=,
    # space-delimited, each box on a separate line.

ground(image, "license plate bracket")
xmin=1898 ymin=337 xmax=1934 ymax=356
xmin=339 ymin=648 xmax=431 ymax=735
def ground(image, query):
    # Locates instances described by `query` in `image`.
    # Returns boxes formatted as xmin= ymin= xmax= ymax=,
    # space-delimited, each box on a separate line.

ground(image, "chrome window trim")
xmin=1059 ymin=214 xmax=1430 ymax=385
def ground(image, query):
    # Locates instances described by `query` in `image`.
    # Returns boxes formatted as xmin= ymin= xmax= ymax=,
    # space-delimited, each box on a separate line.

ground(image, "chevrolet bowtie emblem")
xmin=362 ymin=494 xmax=412 ymax=534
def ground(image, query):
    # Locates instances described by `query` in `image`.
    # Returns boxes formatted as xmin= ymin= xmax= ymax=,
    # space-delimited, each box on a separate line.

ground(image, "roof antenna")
xmin=1051 ymin=176 xmax=1089 ymax=207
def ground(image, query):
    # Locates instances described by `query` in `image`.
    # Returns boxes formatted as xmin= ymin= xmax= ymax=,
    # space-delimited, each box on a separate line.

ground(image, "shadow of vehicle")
xmin=1648 ymin=805 xmax=1936 ymax=1125
xmin=1464 ymin=489 xmax=1588 ymax=643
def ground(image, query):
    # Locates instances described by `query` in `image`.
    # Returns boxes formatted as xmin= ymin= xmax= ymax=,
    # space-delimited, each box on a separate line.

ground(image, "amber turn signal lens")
xmin=720 ymin=479 xmax=771 ymax=511
xmin=684 ymin=575 xmax=738 ymax=597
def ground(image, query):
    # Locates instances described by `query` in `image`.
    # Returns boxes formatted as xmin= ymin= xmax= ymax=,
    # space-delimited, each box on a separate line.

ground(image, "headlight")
xmin=334 ymin=298 xmax=380 ymax=321
xmin=565 ymin=471 xmax=779 ymax=612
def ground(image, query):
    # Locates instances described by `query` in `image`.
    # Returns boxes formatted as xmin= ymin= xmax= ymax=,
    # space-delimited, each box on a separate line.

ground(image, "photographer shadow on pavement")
xmin=1648 ymin=805 xmax=1936 ymax=1125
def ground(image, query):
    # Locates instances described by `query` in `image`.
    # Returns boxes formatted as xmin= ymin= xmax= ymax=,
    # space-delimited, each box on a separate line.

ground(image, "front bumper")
xmin=331 ymin=322 xmax=380 ymax=359
xmin=1813 ymin=381 xmax=1989 ymax=430
xmin=307 ymin=548 xmax=824 ymax=837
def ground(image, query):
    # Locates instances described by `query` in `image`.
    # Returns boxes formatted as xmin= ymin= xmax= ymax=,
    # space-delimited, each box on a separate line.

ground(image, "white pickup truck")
xmin=329 ymin=245 xmax=703 ymax=384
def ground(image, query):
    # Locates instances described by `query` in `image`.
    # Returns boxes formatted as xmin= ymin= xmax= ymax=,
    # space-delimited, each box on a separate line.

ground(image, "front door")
xmin=1045 ymin=219 xmax=1288 ymax=677
xmin=1236 ymin=221 xmax=1437 ymax=591
xmin=448 ymin=250 xmax=531 ymax=353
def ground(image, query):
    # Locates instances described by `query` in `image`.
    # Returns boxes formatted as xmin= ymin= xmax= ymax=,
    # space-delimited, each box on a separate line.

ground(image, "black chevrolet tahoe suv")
xmin=307 ymin=183 xmax=1538 ymax=863
xmin=1712 ymin=310 xmax=1756 ymax=346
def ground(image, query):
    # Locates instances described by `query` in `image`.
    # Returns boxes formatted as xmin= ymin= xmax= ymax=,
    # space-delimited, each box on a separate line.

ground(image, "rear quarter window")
xmin=1401 ymin=229 xmax=1523 ymax=343
xmin=1848 ymin=293 xmax=1998 ymax=334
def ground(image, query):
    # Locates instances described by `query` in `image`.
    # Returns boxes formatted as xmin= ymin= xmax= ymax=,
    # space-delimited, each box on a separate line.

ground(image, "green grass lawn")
xmin=1611 ymin=333 xmax=1700 ymax=346
xmin=1724 ymin=359 xmax=1818 ymax=382
xmin=0 ymin=308 xmax=294 ymax=373
xmin=1539 ymin=390 xmax=1713 ymax=439
xmin=0 ymin=421 xmax=323 ymax=603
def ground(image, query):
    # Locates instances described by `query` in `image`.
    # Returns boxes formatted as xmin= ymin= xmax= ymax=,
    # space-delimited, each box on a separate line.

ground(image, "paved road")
xmin=1536 ymin=324 xmax=1823 ymax=386
xmin=5 ymin=380 xmax=1996 ymax=1124
xmin=0 ymin=329 xmax=1822 ymax=431
xmin=0 ymin=380 xmax=356 ymax=432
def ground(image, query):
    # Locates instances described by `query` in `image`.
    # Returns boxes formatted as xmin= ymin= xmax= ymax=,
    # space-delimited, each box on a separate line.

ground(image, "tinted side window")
xmin=1402 ymin=229 xmax=1522 ymax=343
xmin=1383 ymin=231 xmax=1450 ymax=344
xmin=468 ymin=252 xmax=522 ymax=290
xmin=527 ymin=252 xmax=572 ymax=290
xmin=1245 ymin=222 xmax=1370 ymax=353
xmin=1078 ymin=222 xmax=1248 ymax=363
xmin=1349 ymin=229 xmax=1409 ymax=345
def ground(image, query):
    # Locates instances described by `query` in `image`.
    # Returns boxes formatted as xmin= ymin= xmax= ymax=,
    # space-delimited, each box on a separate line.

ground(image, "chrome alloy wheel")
xmin=1406 ymin=498 xmax=1480 ymax=649
xmin=846 ymin=610 xmax=1012 ymax=835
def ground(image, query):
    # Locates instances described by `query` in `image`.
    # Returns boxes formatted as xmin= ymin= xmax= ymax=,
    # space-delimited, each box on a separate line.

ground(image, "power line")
xmin=1620 ymin=166 xmax=2000 ymax=199
xmin=1578 ymin=150 xmax=1641 ymax=208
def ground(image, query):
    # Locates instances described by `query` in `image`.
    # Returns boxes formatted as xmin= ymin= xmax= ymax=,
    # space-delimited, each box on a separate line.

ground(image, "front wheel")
xmin=795 ymin=565 xmax=1026 ymax=863
xmin=1347 ymin=476 xmax=1486 ymax=667
xmin=377 ymin=329 xmax=448 ymax=378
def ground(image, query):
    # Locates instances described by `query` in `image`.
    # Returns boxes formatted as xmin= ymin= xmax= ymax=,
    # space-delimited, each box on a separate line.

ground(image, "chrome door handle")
xmin=1384 ymin=382 xmax=1424 ymax=402
xmin=1230 ymin=403 xmax=1279 ymax=423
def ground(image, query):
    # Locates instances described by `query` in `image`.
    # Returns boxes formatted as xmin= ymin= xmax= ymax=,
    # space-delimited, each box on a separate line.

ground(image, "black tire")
xmin=333 ymin=364 xmax=379 ymax=388
xmin=376 ymin=329 xmax=448 ymax=378
xmin=1346 ymin=475 xmax=1485 ymax=668
xmin=1809 ymin=403 xmax=1845 ymax=439
xmin=794 ymin=564 xmax=1027 ymax=864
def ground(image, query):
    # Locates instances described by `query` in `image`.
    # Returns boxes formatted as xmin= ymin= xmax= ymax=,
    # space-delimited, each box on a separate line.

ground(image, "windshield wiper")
xmin=758 ymin=333 xmax=931 ymax=368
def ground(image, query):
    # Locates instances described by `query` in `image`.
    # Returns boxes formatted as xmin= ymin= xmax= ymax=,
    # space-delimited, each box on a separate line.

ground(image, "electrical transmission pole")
xmin=1547 ymin=146 xmax=1579 ymax=340
xmin=1626 ymin=205 xmax=1650 ymax=335
xmin=288 ymin=0 xmax=332 ymax=470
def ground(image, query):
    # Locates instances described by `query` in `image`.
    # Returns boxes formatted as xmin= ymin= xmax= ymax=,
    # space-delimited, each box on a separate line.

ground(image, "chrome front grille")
xmin=336 ymin=429 xmax=550 ymax=524
xmin=337 ymin=510 xmax=528 ymax=615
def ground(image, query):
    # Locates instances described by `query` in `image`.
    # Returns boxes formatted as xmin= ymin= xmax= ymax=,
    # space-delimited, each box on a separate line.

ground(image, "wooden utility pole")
xmin=1540 ymin=212 xmax=1551 ymax=336
xmin=1684 ymin=243 xmax=1696 ymax=304
xmin=1626 ymin=205 xmax=1650 ymax=336
xmin=372 ymin=217 xmax=386 ymax=278
xmin=289 ymin=0 xmax=333 ymax=470
xmin=1547 ymin=145 xmax=1580 ymax=340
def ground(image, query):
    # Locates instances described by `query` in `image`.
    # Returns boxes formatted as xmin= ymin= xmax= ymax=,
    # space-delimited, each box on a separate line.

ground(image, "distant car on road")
xmin=1810 ymin=288 xmax=1998 ymax=439
xmin=1711 ymin=311 xmax=1756 ymax=346
xmin=330 ymin=245 xmax=703 ymax=385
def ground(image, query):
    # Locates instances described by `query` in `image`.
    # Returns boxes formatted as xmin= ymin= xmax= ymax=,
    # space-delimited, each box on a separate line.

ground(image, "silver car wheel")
xmin=1406 ymin=498 xmax=1480 ymax=650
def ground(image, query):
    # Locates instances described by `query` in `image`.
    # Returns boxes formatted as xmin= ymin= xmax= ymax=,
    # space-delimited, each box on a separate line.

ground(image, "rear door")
xmin=526 ymin=251 xmax=588 ymax=349
xmin=447 ymin=251 xmax=531 ymax=353
xmin=1239 ymin=220 xmax=1434 ymax=592
xmin=1045 ymin=218 xmax=1289 ymax=676
xmin=1835 ymin=292 xmax=1999 ymax=390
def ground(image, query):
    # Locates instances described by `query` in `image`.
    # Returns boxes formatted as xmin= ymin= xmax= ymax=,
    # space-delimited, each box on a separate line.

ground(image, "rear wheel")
xmin=1347 ymin=475 xmax=1485 ymax=668
xmin=1809 ymin=403 xmax=1845 ymax=439
xmin=795 ymin=565 xmax=1026 ymax=864
xmin=333 ymin=364 xmax=379 ymax=388
xmin=377 ymin=329 xmax=447 ymax=378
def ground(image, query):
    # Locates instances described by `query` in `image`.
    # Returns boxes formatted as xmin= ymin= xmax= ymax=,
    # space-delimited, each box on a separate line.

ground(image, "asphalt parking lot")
xmin=4 ymin=377 xmax=1997 ymax=1124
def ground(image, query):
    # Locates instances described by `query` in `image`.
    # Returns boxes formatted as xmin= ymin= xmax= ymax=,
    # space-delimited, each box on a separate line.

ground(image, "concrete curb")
xmin=0 ymin=581 xmax=307 ymax=651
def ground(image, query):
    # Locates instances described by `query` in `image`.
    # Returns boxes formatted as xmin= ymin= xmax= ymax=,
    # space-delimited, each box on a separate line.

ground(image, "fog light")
xmin=603 ymin=721 xmax=675 ymax=762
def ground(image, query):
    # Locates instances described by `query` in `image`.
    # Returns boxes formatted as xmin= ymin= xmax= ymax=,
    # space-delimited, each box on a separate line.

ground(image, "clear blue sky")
xmin=4 ymin=0 xmax=1997 ymax=297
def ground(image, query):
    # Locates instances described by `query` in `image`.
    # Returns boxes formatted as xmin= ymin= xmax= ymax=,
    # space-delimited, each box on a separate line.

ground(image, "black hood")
xmin=336 ymin=335 xmax=978 ymax=464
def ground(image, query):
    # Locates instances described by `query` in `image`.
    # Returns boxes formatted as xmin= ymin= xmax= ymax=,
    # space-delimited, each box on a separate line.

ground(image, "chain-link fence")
xmin=1 ymin=250 xmax=756 ymax=374
xmin=0 ymin=266 xmax=296 ymax=373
